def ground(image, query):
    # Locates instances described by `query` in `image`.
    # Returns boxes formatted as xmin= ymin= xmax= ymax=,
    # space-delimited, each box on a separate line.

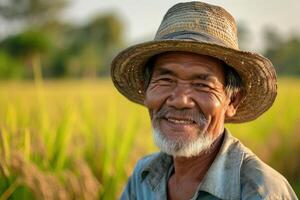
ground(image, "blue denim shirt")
xmin=120 ymin=129 xmax=298 ymax=200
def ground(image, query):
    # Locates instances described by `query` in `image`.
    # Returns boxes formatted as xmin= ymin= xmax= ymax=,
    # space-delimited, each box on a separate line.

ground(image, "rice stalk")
xmin=0 ymin=128 xmax=11 ymax=176
xmin=0 ymin=128 xmax=11 ymax=168
xmin=5 ymin=105 xmax=17 ymax=135
xmin=102 ymin=109 xmax=140 ymax=199
xmin=101 ymin=98 xmax=117 ymax=185
xmin=23 ymin=128 xmax=31 ymax=161
xmin=52 ymin=106 xmax=75 ymax=171
xmin=0 ymin=178 xmax=21 ymax=200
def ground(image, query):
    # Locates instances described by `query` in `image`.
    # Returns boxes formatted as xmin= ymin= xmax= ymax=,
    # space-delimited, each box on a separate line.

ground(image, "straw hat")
xmin=111 ymin=1 xmax=277 ymax=123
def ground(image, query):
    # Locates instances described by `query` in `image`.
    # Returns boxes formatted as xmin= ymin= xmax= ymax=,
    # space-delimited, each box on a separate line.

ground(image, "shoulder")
xmin=136 ymin=152 xmax=162 ymax=166
xmin=133 ymin=152 xmax=162 ymax=171
xmin=130 ymin=152 xmax=164 ymax=180
xmin=120 ymin=153 xmax=163 ymax=199
xmin=239 ymin=144 xmax=297 ymax=199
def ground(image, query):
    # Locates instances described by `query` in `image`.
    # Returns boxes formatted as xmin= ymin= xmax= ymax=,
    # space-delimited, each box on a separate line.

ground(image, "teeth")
xmin=167 ymin=118 xmax=193 ymax=124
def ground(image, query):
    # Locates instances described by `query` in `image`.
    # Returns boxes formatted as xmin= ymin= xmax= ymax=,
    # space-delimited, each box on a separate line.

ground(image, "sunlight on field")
xmin=0 ymin=78 xmax=300 ymax=199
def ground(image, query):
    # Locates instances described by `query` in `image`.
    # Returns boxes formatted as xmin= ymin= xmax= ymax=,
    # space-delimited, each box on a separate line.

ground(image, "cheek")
xmin=194 ymin=93 xmax=224 ymax=117
xmin=144 ymin=86 xmax=170 ymax=110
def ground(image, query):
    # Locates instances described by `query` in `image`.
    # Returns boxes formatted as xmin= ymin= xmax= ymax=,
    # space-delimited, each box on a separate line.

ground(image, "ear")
xmin=225 ymin=91 xmax=243 ymax=118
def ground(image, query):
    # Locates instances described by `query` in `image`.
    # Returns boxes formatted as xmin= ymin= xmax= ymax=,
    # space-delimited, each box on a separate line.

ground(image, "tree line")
xmin=0 ymin=0 xmax=299 ymax=79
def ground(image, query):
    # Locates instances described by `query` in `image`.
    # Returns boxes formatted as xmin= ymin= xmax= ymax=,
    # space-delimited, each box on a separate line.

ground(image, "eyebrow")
xmin=155 ymin=67 xmax=217 ymax=82
xmin=155 ymin=68 xmax=174 ymax=76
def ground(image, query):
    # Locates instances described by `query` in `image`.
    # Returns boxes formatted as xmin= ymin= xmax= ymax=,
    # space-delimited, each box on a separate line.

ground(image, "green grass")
xmin=0 ymin=78 xmax=299 ymax=199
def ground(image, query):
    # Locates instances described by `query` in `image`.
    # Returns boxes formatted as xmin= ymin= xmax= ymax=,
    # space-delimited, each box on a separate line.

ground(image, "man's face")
xmin=144 ymin=52 xmax=235 ymax=157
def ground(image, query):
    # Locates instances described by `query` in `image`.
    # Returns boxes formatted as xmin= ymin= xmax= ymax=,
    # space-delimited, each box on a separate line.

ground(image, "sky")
xmin=63 ymin=0 xmax=300 ymax=52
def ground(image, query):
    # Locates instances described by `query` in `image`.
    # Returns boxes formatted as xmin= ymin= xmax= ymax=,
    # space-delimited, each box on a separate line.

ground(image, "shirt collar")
xmin=199 ymin=129 xmax=243 ymax=200
xmin=140 ymin=151 xmax=173 ymax=191
xmin=140 ymin=128 xmax=244 ymax=200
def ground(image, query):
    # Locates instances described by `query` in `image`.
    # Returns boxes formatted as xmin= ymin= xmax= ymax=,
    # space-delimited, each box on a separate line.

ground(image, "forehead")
xmin=152 ymin=52 xmax=225 ymax=82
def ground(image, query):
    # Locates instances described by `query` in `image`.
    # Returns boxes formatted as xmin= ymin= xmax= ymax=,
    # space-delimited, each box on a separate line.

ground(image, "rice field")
xmin=0 ymin=78 xmax=300 ymax=199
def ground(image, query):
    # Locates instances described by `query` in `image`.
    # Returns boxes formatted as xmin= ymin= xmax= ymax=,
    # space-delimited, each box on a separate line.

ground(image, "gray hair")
xmin=223 ymin=64 xmax=243 ymax=99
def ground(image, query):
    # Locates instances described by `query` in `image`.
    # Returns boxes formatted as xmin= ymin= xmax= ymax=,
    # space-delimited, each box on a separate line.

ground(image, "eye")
xmin=192 ymin=82 xmax=209 ymax=88
xmin=159 ymin=77 xmax=174 ymax=82
xmin=154 ymin=75 xmax=176 ymax=85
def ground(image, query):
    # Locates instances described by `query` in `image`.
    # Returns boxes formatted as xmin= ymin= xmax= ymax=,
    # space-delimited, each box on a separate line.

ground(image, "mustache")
xmin=154 ymin=106 xmax=207 ymax=127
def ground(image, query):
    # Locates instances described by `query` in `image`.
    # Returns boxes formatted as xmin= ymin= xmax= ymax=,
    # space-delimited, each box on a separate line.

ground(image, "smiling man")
xmin=111 ymin=1 xmax=297 ymax=200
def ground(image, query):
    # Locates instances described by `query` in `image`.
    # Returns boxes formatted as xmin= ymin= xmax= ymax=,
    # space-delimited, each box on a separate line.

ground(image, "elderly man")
xmin=111 ymin=1 xmax=298 ymax=200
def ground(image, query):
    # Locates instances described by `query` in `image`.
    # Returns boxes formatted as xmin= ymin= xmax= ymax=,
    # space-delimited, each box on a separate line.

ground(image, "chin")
xmin=152 ymin=128 xmax=214 ymax=158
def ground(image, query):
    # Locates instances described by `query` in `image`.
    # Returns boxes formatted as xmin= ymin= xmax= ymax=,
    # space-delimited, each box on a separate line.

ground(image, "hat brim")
xmin=111 ymin=40 xmax=277 ymax=123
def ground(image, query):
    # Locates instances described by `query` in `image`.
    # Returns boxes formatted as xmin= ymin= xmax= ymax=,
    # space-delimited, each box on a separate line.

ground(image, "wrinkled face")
xmin=144 ymin=52 xmax=236 ymax=157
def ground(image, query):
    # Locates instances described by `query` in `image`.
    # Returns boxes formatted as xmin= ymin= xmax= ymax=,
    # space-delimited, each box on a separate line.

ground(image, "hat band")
xmin=155 ymin=30 xmax=227 ymax=47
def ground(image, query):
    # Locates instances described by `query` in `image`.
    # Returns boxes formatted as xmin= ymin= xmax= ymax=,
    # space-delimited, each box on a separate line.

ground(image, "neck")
xmin=171 ymin=132 xmax=224 ymax=182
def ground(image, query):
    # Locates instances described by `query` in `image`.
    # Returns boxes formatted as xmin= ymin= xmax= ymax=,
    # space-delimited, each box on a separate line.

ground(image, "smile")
xmin=165 ymin=117 xmax=195 ymax=125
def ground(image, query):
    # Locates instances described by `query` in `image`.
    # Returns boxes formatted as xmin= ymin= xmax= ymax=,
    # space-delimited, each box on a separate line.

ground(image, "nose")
xmin=166 ymin=83 xmax=195 ymax=109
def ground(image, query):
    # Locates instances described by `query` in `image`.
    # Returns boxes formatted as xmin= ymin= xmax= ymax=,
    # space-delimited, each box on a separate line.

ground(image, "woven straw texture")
xmin=111 ymin=1 xmax=277 ymax=123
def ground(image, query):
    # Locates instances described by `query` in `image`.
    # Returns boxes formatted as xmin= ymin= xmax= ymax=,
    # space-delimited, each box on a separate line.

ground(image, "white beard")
xmin=153 ymin=128 xmax=215 ymax=157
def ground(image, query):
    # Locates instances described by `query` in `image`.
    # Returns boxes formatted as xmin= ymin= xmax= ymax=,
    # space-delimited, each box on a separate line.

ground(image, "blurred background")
xmin=0 ymin=0 xmax=299 ymax=199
